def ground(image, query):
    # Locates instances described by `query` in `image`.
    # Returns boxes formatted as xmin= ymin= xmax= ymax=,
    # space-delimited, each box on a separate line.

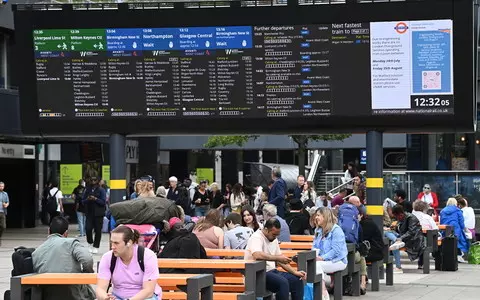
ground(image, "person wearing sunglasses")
xmin=417 ymin=184 xmax=439 ymax=211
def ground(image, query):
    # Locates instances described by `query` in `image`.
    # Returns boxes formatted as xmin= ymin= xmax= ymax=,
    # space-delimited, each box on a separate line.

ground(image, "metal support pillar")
xmin=109 ymin=134 xmax=126 ymax=204
xmin=366 ymin=131 xmax=383 ymax=231
xmin=43 ymin=144 xmax=49 ymax=184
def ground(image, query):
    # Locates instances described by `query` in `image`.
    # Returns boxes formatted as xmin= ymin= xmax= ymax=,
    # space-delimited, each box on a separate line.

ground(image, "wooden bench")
xmin=11 ymin=273 xmax=252 ymax=300
xmin=157 ymin=259 xmax=271 ymax=299
xmin=205 ymin=249 xmax=300 ymax=258
xmin=291 ymin=235 xmax=314 ymax=242
xmin=279 ymin=242 xmax=313 ymax=250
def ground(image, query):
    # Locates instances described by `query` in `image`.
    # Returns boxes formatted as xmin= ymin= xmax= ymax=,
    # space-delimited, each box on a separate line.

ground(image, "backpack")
xmin=108 ymin=246 xmax=145 ymax=291
xmin=338 ymin=203 xmax=360 ymax=244
xmin=46 ymin=190 xmax=59 ymax=214
xmin=11 ymin=246 xmax=35 ymax=276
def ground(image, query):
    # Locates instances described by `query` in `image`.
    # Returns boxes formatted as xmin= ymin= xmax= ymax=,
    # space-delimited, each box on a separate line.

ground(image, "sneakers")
xmin=88 ymin=244 xmax=93 ymax=253
xmin=393 ymin=267 xmax=403 ymax=274
xmin=322 ymin=294 xmax=330 ymax=300
xmin=92 ymin=248 xmax=99 ymax=254
xmin=389 ymin=241 xmax=405 ymax=251
xmin=458 ymin=255 xmax=466 ymax=263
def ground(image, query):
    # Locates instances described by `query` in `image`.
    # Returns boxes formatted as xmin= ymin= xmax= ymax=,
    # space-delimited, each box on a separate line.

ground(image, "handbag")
xmin=468 ymin=242 xmax=480 ymax=265
xmin=358 ymin=240 xmax=371 ymax=257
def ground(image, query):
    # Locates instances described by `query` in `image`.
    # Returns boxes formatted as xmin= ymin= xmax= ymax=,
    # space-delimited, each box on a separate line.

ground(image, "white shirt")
xmin=343 ymin=170 xmax=353 ymax=189
xmin=422 ymin=193 xmax=434 ymax=206
xmin=462 ymin=207 xmax=476 ymax=229
xmin=49 ymin=187 xmax=63 ymax=212
xmin=412 ymin=211 xmax=438 ymax=230
xmin=245 ymin=229 xmax=281 ymax=272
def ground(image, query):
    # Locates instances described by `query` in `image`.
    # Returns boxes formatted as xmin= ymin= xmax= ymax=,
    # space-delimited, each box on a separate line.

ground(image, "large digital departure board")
xmin=33 ymin=20 xmax=454 ymax=119
xmin=13 ymin=0 xmax=476 ymax=135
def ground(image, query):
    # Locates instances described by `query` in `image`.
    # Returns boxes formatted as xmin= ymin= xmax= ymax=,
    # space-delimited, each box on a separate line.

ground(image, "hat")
xmin=168 ymin=217 xmax=182 ymax=228
xmin=156 ymin=186 xmax=167 ymax=198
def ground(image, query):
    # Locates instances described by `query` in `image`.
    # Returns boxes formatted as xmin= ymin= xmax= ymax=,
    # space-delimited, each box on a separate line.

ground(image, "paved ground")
xmin=0 ymin=224 xmax=479 ymax=299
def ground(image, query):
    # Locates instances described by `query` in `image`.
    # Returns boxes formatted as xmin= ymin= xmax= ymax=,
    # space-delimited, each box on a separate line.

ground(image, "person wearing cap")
xmin=417 ymin=184 xmax=439 ymax=210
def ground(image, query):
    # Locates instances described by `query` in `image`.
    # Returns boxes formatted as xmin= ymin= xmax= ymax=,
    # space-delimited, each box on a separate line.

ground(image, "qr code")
xmin=422 ymin=71 xmax=441 ymax=90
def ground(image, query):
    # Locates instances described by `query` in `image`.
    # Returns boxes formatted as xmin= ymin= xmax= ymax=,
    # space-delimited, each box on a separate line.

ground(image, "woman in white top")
xmin=48 ymin=182 xmax=64 ymax=222
xmin=230 ymin=183 xmax=246 ymax=214
xmin=343 ymin=162 xmax=358 ymax=192
xmin=412 ymin=200 xmax=438 ymax=230
xmin=457 ymin=198 xmax=476 ymax=239
xmin=301 ymin=181 xmax=317 ymax=206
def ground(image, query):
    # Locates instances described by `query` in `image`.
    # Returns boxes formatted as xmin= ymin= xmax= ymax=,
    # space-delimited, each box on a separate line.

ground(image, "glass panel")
xmin=0 ymin=33 xmax=5 ymax=88
xmin=458 ymin=174 xmax=480 ymax=210
xmin=383 ymin=173 xmax=406 ymax=199
xmin=408 ymin=173 xmax=456 ymax=209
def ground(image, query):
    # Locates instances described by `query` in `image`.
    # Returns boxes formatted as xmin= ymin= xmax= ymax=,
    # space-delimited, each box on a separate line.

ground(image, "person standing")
xmin=48 ymin=181 xmax=64 ymax=222
xmin=82 ymin=177 xmax=107 ymax=254
xmin=72 ymin=179 xmax=86 ymax=237
xmin=268 ymin=166 xmax=287 ymax=218
xmin=0 ymin=181 xmax=9 ymax=246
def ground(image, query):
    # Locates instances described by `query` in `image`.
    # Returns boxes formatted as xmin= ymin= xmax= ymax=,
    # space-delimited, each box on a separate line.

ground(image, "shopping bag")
xmin=468 ymin=242 xmax=480 ymax=264
xmin=303 ymin=282 xmax=314 ymax=300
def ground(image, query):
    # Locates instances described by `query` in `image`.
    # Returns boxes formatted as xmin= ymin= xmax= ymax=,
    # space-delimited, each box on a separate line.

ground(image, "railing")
xmin=320 ymin=170 xmax=480 ymax=212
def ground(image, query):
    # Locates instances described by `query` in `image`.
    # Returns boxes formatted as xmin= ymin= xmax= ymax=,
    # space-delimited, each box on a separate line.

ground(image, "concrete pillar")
xmin=366 ymin=131 xmax=384 ymax=231
xmin=215 ymin=151 xmax=222 ymax=187
xmin=428 ymin=134 xmax=437 ymax=170
xmin=109 ymin=134 xmax=126 ymax=203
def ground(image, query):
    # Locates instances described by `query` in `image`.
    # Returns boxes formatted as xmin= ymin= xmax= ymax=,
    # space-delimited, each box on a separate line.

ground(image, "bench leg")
xmin=370 ymin=262 xmax=380 ymax=292
xmin=351 ymin=271 xmax=360 ymax=296
xmin=378 ymin=264 xmax=385 ymax=280
xmin=10 ymin=277 xmax=25 ymax=300
xmin=386 ymin=262 xmax=394 ymax=286
xmin=333 ymin=272 xmax=343 ymax=300
xmin=423 ymin=249 xmax=430 ymax=274
xmin=313 ymin=273 xmax=323 ymax=300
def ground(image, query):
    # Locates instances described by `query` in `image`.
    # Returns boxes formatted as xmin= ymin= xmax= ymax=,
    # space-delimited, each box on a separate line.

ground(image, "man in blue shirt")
xmin=0 ymin=181 xmax=9 ymax=246
xmin=268 ymin=166 xmax=287 ymax=218
xmin=82 ymin=177 xmax=106 ymax=254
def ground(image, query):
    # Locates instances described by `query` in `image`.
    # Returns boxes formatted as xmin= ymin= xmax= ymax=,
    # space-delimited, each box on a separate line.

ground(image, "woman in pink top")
xmin=193 ymin=209 xmax=224 ymax=249
xmin=96 ymin=226 xmax=162 ymax=300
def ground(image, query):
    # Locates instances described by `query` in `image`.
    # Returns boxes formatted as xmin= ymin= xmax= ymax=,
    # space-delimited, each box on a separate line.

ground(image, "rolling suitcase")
xmin=435 ymin=236 xmax=458 ymax=271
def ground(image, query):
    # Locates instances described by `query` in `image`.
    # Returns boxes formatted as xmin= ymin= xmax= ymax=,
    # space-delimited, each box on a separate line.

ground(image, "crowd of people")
xmin=26 ymin=163 xmax=477 ymax=300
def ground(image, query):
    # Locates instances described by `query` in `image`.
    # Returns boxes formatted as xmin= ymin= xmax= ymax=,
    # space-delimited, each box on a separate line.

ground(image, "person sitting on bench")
xmin=96 ymin=225 xmax=162 ymax=300
xmin=245 ymin=218 xmax=306 ymax=300
xmin=390 ymin=205 xmax=426 ymax=269
xmin=312 ymin=207 xmax=348 ymax=300
xmin=32 ymin=216 xmax=95 ymax=300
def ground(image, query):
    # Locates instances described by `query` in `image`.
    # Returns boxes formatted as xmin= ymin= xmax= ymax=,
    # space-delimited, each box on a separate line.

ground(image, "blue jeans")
xmin=195 ymin=206 xmax=209 ymax=217
xmin=385 ymin=231 xmax=401 ymax=268
xmin=266 ymin=270 xmax=304 ymax=300
xmin=76 ymin=211 xmax=86 ymax=236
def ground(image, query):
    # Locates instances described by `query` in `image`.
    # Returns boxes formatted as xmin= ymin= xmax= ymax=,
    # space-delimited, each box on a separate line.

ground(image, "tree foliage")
xmin=204 ymin=134 xmax=351 ymax=148
xmin=203 ymin=135 xmax=259 ymax=148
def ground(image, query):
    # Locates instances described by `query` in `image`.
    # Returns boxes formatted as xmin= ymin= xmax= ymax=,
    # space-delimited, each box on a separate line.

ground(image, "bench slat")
xmin=163 ymin=291 xmax=240 ymax=300
xmin=158 ymin=259 xmax=254 ymax=269
xmin=205 ymin=249 xmax=300 ymax=258
xmin=290 ymin=235 xmax=314 ymax=242
xmin=279 ymin=242 xmax=312 ymax=250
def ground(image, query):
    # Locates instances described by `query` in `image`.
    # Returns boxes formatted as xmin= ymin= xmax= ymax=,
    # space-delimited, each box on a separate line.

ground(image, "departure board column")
xmin=252 ymin=25 xmax=333 ymax=117
xmin=106 ymin=29 xmax=144 ymax=117
xmin=34 ymin=29 xmax=72 ymax=118
xmin=69 ymin=29 xmax=107 ymax=117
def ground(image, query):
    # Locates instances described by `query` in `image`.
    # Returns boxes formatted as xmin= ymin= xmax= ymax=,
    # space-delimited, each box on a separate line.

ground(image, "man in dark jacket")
xmin=268 ymin=166 xmax=287 ymax=218
xmin=391 ymin=205 xmax=426 ymax=268
xmin=82 ymin=177 xmax=106 ymax=254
